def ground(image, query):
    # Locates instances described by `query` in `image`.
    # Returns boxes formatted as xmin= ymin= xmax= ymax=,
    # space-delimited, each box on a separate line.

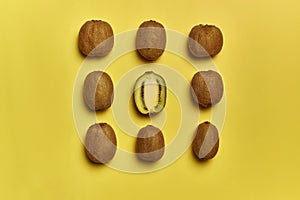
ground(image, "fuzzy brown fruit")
xmin=85 ymin=123 xmax=117 ymax=164
xmin=136 ymin=20 xmax=166 ymax=61
xmin=83 ymin=71 xmax=114 ymax=111
xmin=78 ymin=20 xmax=114 ymax=57
xmin=136 ymin=125 xmax=165 ymax=162
xmin=191 ymin=70 xmax=224 ymax=108
xmin=192 ymin=122 xmax=219 ymax=161
xmin=188 ymin=24 xmax=223 ymax=57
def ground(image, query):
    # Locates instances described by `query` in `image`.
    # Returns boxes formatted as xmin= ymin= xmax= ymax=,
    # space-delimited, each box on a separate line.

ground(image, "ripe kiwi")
xmin=191 ymin=70 xmax=224 ymax=108
xmin=133 ymin=71 xmax=167 ymax=115
xmin=78 ymin=20 xmax=114 ymax=57
xmin=83 ymin=71 xmax=114 ymax=111
xmin=136 ymin=125 xmax=165 ymax=162
xmin=192 ymin=121 xmax=219 ymax=161
xmin=188 ymin=24 xmax=223 ymax=57
xmin=136 ymin=20 xmax=166 ymax=61
xmin=85 ymin=123 xmax=117 ymax=164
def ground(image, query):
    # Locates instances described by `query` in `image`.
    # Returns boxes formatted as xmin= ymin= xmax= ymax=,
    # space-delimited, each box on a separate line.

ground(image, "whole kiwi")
xmin=191 ymin=70 xmax=224 ymax=108
xmin=136 ymin=125 xmax=165 ymax=162
xmin=192 ymin=121 xmax=219 ymax=161
xmin=136 ymin=20 xmax=166 ymax=61
xmin=78 ymin=20 xmax=114 ymax=57
xmin=83 ymin=71 xmax=114 ymax=111
xmin=188 ymin=24 xmax=223 ymax=57
xmin=85 ymin=123 xmax=117 ymax=164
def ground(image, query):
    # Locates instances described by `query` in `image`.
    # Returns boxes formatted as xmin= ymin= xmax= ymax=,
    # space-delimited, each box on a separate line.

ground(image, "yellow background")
xmin=1 ymin=0 xmax=300 ymax=199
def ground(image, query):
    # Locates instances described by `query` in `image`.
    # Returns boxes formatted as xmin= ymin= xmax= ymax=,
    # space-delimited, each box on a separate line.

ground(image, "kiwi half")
xmin=133 ymin=71 xmax=167 ymax=115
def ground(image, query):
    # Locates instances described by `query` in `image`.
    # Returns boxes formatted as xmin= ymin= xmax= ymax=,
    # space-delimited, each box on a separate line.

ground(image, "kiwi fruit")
xmin=136 ymin=125 xmax=165 ymax=162
xmin=191 ymin=70 xmax=224 ymax=108
xmin=78 ymin=20 xmax=114 ymax=57
xmin=133 ymin=71 xmax=167 ymax=115
xmin=192 ymin=121 xmax=219 ymax=161
xmin=136 ymin=20 xmax=166 ymax=61
xmin=85 ymin=123 xmax=117 ymax=164
xmin=188 ymin=24 xmax=223 ymax=58
xmin=83 ymin=71 xmax=114 ymax=111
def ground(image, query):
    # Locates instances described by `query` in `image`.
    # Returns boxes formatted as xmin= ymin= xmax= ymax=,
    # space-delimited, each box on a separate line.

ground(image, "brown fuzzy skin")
xmin=188 ymin=24 xmax=223 ymax=58
xmin=85 ymin=123 xmax=117 ymax=164
xmin=136 ymin=20 xmax=166 ymax=61
xmin=192 ymin=122 xmax=219 ymax=161
xmin=191 ymin=70 xmax=224 ymax=108
xmin=136 ymin=125 xmax=165 ymax=162
xmin=83 ymin=71 xmax=114 ymax=111
xmin=78 ymin=20 xmax=114 ymax=57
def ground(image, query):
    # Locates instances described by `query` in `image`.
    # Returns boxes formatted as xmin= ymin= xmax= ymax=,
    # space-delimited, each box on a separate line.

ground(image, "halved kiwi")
xmin=133 ymin=71 xmax=167 ymax=115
